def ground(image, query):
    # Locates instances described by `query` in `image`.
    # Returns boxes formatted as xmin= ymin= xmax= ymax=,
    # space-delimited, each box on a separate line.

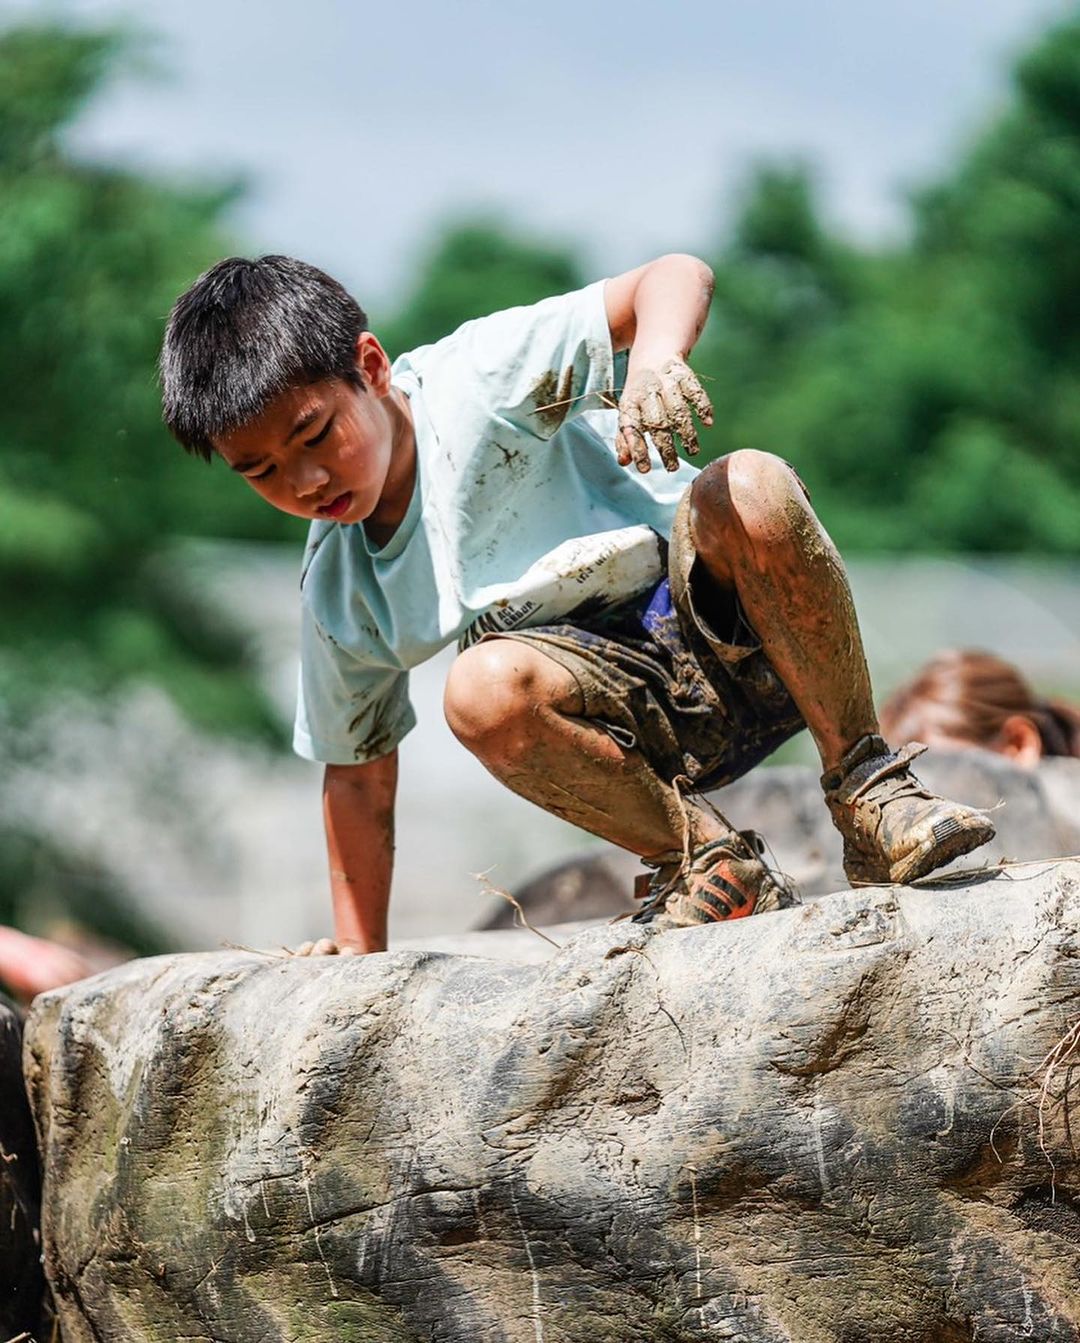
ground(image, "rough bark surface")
xmin=26 ymin=860 xmax=1080 ymax=1342
xmin=489 ymin=753 xmax=1080 ymax=928
xmin=1 ymin=993 xmax=46 ymax=1340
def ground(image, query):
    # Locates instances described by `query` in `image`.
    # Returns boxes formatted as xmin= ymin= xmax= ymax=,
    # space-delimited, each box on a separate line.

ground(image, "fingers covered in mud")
xmin=616 ymin=409 xmax=650 ymax=472
xmin=617 ymin=358 xmax=713 ymax=473
xmin=675 ymin=363 xmax=713 ymax=428
xmin=288 ymin=938 xmax=362 ymax=957
xmin=661 ymin=381 xmax=698 ymax=458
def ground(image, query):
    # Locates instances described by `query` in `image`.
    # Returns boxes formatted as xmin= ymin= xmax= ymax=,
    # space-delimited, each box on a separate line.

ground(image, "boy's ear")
xmin=354 ymin=331 xmax=393 ymax=397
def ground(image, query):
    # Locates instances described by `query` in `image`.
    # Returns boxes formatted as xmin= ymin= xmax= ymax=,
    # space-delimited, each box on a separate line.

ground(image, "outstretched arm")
xmin=322 ymin=750 xmax=398 ymax=953
xmin=604 ymin=253 xmax=715 ymax=472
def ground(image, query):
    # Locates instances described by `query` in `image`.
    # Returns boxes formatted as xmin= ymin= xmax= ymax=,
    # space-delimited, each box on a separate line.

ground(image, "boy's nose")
xmin=290 ymin=461 xmax=331 ymax=497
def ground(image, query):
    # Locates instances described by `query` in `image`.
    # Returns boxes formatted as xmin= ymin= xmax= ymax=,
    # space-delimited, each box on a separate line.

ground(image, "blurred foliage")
xmin=692 ymin=13 xmax=1080 ymax=554
xmin=0 ymin=23 xmax=297 ymax=739
xmin=377 ymin=218 xmax=584 ymax=357
xmin=367 ymin=12 xmax=1080 ymax=555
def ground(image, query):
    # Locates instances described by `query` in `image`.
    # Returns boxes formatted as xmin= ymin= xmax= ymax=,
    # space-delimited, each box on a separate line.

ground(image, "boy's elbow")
xmin=655 ymin=253 xmax=714 ymax=291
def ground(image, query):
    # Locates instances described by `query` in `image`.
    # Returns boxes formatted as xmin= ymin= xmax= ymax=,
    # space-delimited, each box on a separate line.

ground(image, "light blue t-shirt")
xmin=294 ymin=280 xmax=699 ymax=765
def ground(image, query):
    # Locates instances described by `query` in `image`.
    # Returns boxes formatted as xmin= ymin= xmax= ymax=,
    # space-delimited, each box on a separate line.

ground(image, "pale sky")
xmin=12 ymin=0 xmax=1072 ymax=309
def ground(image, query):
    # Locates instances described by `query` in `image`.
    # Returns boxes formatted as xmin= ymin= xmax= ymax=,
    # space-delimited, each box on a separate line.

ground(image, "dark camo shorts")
xmin=492 ymin=488 xmax=805 ymax=791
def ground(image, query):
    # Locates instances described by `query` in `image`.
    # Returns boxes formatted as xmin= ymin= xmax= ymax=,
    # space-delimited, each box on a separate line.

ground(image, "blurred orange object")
xmin=0 ymin=926 xmax=95 ymax=1004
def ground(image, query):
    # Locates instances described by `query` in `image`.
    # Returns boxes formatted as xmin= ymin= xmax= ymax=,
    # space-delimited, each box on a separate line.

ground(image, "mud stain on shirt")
xmin=529 ymin=366 xmax=577 ymax=435
xmin=350 ymin=692 xmax=400 ymax=761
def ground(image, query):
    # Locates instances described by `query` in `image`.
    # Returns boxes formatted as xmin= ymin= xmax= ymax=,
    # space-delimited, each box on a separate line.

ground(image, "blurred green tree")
xmin=377 ymin=216 xmax=584 ymax=357
xmin=691 ymin=16 xmax=1080 ymax=554
xmin=0 ymin=23 xmax=301 ymax=739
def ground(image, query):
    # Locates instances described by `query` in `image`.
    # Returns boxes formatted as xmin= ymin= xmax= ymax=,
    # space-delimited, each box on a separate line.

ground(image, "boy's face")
xmin=212 ymin=335 xmax=398 ymax=525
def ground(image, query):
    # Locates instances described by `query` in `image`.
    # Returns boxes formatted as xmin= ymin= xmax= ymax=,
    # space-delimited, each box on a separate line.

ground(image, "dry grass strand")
xmin=473 ymin=869 xmax=563 ymax=950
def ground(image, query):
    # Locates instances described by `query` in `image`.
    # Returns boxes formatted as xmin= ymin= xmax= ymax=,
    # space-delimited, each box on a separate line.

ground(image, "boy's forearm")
xmin=323 ymin=751 xmax=398 ymax=953
xmin=607 ymin=254 xmax=716 ymax=473
xmin=625 ymin=254 xmax=714 ymax=371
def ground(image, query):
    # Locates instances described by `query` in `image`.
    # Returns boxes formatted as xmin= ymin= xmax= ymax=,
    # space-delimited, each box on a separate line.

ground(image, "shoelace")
xmin=634 ymin=829 xmax=800 ymax=919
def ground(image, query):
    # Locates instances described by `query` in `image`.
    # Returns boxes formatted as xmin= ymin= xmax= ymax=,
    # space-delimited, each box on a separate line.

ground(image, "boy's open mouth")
xmin=317 ymin=491 xmax=353 ymax=519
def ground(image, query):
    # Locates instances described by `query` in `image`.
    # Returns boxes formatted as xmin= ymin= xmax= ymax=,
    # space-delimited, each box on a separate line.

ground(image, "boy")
xmin=160 ymin=253 xmax=994 ymax=952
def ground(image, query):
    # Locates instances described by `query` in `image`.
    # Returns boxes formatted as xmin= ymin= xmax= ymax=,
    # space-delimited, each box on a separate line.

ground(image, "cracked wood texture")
xmin=24 ymin=860 xmax=1080 ymax=1342
xmin=1 ymin=994 xmax=46 ymax=1339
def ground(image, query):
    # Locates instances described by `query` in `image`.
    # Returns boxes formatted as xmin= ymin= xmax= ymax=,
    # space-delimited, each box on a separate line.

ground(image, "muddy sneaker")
xmin=821 ymin=733 xmax=996 ymax=886
xmin=632 ymin=830 xmax=801 ymax=929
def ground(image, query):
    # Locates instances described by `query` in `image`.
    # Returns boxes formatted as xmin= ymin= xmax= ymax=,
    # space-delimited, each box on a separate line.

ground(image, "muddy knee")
xmin=690 ymin=450 xmax=807 ymax=569
xmin=443 ymin=641 xmax=579 ymax=762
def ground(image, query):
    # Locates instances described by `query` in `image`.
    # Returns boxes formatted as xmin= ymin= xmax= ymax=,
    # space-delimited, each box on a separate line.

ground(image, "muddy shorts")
xmin=492 ymin=489 xmax=806 ymax=791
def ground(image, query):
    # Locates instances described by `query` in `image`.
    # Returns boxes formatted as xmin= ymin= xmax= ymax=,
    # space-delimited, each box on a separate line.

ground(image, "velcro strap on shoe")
xmin=633 ymin=851 xmax=683 ymax=900
xmin=844 ymin=741 xmax=928 ymax=805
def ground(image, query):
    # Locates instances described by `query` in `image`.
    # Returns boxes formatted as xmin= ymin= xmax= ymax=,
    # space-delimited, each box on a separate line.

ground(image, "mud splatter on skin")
xmin=451 ymin=450 xmax=877 ymax=864
xmin=529 ymin=367 xmax=576 ymax=435
xmin=689 ymin=451 xmax=876 ymax=772
xmin=448 ymin=640 xmax=724 ymax=861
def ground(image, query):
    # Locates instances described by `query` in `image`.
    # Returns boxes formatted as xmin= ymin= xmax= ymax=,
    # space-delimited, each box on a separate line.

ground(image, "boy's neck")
xmin=363 ymin=387 xmax=417 ymax=547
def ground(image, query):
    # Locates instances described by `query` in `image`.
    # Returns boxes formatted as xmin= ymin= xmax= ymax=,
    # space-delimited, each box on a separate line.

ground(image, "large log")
xmin=1 ymin=994 xmax=46 ymax=1341
xmin=26 ymin=860 xmax=1080 ymax=1342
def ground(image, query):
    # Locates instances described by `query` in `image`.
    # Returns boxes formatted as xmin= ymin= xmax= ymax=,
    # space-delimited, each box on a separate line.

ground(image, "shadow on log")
xmin=1 ymin=994 xmax=46 ymax=1341
xmin=24 ymin=860 xmax=1080 ymax=1342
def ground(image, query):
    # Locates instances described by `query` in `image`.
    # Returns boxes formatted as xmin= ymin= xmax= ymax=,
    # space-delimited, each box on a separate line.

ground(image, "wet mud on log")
xmin=24 ymin=860 xmax=1080 ymax=1342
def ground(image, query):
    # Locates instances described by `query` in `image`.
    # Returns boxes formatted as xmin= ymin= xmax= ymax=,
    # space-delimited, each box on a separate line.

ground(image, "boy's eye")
xmin=248 ymin=465 xmax=276 ymax=482
xmin=305 ymin=415 xmax=334 ymax=448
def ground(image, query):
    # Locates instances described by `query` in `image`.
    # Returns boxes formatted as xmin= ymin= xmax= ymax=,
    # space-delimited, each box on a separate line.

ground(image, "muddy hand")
xmin=616 ymin=358 xmax=714 ymax=473
xmin=288 ymin=938 xmax=362 ymax=957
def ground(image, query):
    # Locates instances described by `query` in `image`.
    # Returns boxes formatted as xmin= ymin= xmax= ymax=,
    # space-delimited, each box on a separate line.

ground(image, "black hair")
xmin=159 ymin=255 xmax=369 ymax=461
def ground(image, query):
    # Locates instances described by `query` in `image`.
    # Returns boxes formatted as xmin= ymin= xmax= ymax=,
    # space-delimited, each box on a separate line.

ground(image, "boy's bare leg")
xmin=687 ymin=450 xmax=994 ymax=883
xmin=444 ymin=640 xmax=725 ymax=862
xmin=687 ymin=450 xmax=875 ymax=772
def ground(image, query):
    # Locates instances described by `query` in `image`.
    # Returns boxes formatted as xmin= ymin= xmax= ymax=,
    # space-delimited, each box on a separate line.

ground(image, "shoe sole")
xmin=888 ymin=816 xmax=996 ymax=886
